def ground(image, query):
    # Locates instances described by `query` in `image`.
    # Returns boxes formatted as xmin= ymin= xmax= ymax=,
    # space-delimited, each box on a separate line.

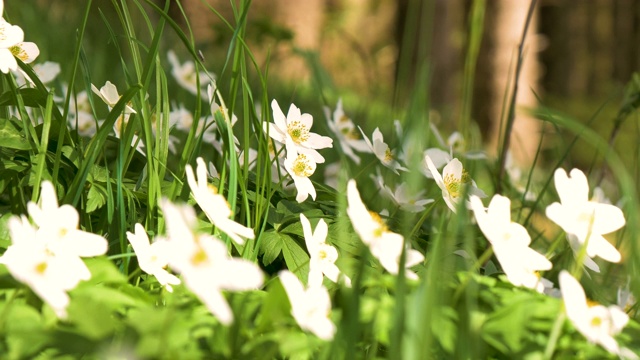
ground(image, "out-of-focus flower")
xmin=27 ymin=181 xmax=108 ymax=258
xmin=167 ymin=50 xmax=213 ymax=96
xmin=470 ymin=195 xmax=552 ymax=292
xmin=265 ymin=100 xmax=333 ymax=163
xmin=284 ymin=153 xmax=317 ymax=203
xmin=559 ymin=271 xmax=635 ymax=358
xmin=323 ymin=99 xmax=371 ymax=164
xmin=185 ymin=157 xmax=255 ymax=245
xmin=0 ymin=181 xmax=108 ymax=318
xmin=300 ymin=214 xmax=349 ymax=287
xmin=126 ymin=223 xmax=181 ymax=292
xmin=68 ymin=90 xmax=97 ymax=137
xmin=359 ymin=127 xmax=407 ymax=174
xmin=383 ymin=182 xmax=434 ymax=213
xmin=546 ymin=168 xmax=624 ymax=268
xmin=15 ymin=61 xmax=60 ymax=86
xmin=91 ymin=81 xmax=136 ymax=114
xmin=425 ymin=155 xmax=486 ymax=213
xmin=346 ymin=179 xmax=423 ymax=279
xmin=159 ymin=199 xmax=263 ymax=325
xmin=279 ymin=270 xmax=335 ymax=340
xmin=421 ymin=148 xmax=452 ymax=179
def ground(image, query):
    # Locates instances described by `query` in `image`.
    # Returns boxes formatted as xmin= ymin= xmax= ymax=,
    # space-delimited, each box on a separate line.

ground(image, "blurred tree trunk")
xmin=474 ymin=0 xmax=542 ymax=167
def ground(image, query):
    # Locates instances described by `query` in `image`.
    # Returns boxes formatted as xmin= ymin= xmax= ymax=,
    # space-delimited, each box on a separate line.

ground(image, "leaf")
xmin=259 ymin=230 xmax=284 ymax=266
xmin=281 ymin=233 xmax=310 ymax=279
xmin=83 ymin=257 xmax=127 ymax=285
xmin=0 ymin=117 xmax=30 ymax=150
xmin=86 ymin=182 xmax=107 ymax=213
xmin=4 ymin=303 xmax=49 ymax=359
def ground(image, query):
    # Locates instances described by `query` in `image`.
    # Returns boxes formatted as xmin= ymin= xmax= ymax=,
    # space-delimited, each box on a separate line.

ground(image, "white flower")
xmin=383 ymin=182 xmax=434 ymax=213
xmin=284 ymin=153 xmax=317 ymax=203
xmin=0 ymin=20 xmax=28 ymax=73
xmin=425 ymin=155 xmax=486 ymax=213
xmin=15 ymin=60 xmax=60 ymax=86
xmin=167 ymin=50 xmax=213 ymax=96
xmin=0 ymin=181 xmax=108 ymax=318
xmin=323 ymin=99 xmax=371 ymax=164
xmin=346 ymin=180 xmax=424 ymax=279
xmin=185 ymin=157 xmax=255 ymax=245
xmin=546 ymin=168 xmax=624 ymax=266
xmin=559 ymin=271 xmax=635 ymax=358
xmin=359 ymin=127 xmax=407 ymax=174
xmin=159 ymin=200 xmax=263 ymax=325
xmin=126 ymin=223 xmax=181 ymax=292
xmin=279 ymin=270 xmax=335 ymax=340
xmin=300 ymin=214 xmax=349 ymax=287
xmin=91 ymin=81 xmax=136 ymax=114
xmin=27 ymin=181 xmax=108 ymax=258
xmin=470 ymin=195 xmax=552 ymax=292
xmin=1 ymin=216 xmax=91 ymax=318
xmin=421 ymin=148 xmax=452 ymax=179
xmin=265 ymin=99 xmax=333 ymax=163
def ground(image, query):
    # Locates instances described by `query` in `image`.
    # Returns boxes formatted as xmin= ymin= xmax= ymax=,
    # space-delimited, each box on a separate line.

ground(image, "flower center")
xmin=287 ymin=121 xmax=310 ymax=144
xmin=318 ymin=249 xmax=328 ymax=260
xmin=35 ymin=262 xmax=48 ymax=274
xmin=444 ymin=174 xmax=461 ymax=198
xmin=190 ymin=247 xmax=209 ymax=266
xmin=10 ymin=45 xmax=28 ymax=62
xmin=369 ymin=211 xmax=388 ymax=237
xmin=590 ymin=316 xmax=603 ymax=327
xmin=292 ymin=154 xmax=313 ymax=177
xmin=384 ymin=148 xmax=393 ymax=163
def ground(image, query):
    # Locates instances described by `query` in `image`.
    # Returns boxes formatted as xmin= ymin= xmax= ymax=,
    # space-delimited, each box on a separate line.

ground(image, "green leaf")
xmin=4 ymin=303 xmax=49 ymax=359
xmin=0 ymin=118 xmax=30 ymax=150
xmin=83 ymin=257 xmax=127 ymax=285
xmin=259 ymin=230 xmax=284 ymax=266
xmin=281 ymin=233 xmax=310 ymax=279
xmin=86 ymin=182 xmax=107 ymax=213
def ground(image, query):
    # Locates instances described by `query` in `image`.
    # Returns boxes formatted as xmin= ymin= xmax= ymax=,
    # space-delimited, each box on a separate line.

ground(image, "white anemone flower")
xmin=1 ymin=216 xmax=92 ymax=318
xmin=300 ymin=214 xmax=349 ymax=287
xmin=279 ymin=270 xmax=335 ymax=340
xmin=346 ymin=180 xmax=424 ymax=279
xmin=91 ymin=81 xmax=136 ymax=114
xmin=470 ymin=195 xmax=552 ymax=292
xmin=284 ymin=153 xmax=317 ymax=203
xmin=559 ymin=271 xmax=636 ymax=358
xmin=421 ymin=148 xmax=452 ymax=179
xmin=425 ymin=155 xmax=486 ymax=213
xmin=0 ymin=20 xmax=28 ymax=73
xmin=27 ymin=181 xmax=108 ymax=258
xmin=167 ymin=50 xmax=213 ymax=96
xmin=126 ymin=223 xmax=181 ymax=292
xmin=383 ymin=182 xmax=434 ymax=213
xmin=186 ymin=157 xmax=255 ymax=245
xmin=323 ymin=99 xmax=371 ymax=164
xmin=359 ymin=127 xmax=408 ymax=174
xmin=265 ymin=99 xmax=333 ymax=163
xmin=159 ymin=200 xmax=264 ymax=325
xmin=0 ymin=181 xmax=109 ymax=318
xmin=545 ymin=168 xmax=624 ymax=266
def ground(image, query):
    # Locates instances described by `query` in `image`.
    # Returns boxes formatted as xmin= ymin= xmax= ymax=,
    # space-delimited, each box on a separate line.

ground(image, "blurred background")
xmin=9 ymin=0 xmax=640 ymax=174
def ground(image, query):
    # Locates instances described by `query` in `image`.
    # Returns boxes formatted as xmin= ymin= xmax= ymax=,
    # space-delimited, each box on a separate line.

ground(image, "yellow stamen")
xmin=287 ymin=121 xmax=310 ymax=144
xmin=292 ymin=154 xmax=313 ymax=177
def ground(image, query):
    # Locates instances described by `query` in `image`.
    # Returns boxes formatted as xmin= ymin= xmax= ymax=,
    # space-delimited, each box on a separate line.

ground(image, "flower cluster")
xmin=467 ymin=167 xmax=632 ymax=356
xmin=0 ymin=182 xmax=108 ymax=318
xmin=264 ymin=100 xmax=333 ymax=202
